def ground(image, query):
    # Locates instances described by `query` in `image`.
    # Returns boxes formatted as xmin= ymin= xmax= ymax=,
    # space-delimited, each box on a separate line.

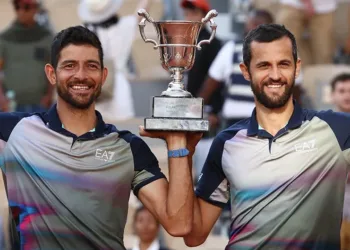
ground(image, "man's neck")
xmin=255 ymin=98 xmax=294 ymax=136
xmin=56 ymin=100 xmax=97 ymax=137
xmin=17 ymin=20 xmax=36 ymax=28
xmin=139 ymin=240 xmax=153 ymax=250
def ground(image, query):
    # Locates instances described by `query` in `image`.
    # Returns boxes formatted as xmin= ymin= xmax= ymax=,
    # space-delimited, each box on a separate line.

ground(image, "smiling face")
xmin=332 ymin=80 xmax=350 ymax=113
xmin=14 ymin=1 xmax=38 ymax=26
xmin=134 ymin=209 xmax=159 ymax=243
xmin=240 ymin=36 xmax=301 ymax=109
xmin=45 ymin=44 xmax=107 ymax=110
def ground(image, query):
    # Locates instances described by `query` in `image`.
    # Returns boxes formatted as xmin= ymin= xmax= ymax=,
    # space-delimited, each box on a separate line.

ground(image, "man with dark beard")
xmin=142 ymin=24 xmax=350 ymax=249
xmin=0 ymin=26 xmax=201 ymax=250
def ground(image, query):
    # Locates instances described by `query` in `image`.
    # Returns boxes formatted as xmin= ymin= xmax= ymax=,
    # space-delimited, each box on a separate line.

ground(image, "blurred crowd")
xmin=1 ymin=0 xmax=350 ymax=249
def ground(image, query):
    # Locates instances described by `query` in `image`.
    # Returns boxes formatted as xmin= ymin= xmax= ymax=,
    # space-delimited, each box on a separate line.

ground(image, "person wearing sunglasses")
xmin=0 ymin=0 xmax=54 ymax=113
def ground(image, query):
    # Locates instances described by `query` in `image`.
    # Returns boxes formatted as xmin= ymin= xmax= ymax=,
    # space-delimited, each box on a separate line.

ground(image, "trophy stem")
xmin=161 ymin=68 xmax=192 ymax=97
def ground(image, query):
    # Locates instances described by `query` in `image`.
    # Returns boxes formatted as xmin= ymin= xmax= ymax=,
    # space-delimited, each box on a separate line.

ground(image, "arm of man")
xmin=132 ymin=129 xmax=196 ymax=236
xmin=199 ymin=42 xmax=229 ymax=103
xmin=184 ymin=132 xmax=230 ymax=246
xmin=200 ymin=77 xmax=222 ymax=105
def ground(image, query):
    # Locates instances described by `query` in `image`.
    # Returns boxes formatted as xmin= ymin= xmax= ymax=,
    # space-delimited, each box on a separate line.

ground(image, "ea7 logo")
xmin=294 ymin=139 xmax=317 ymax=153
xmin=95 ymin=149 xmax=115 ymax=162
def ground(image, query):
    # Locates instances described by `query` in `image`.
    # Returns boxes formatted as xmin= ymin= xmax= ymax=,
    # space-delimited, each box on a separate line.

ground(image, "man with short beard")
xmin=142 ymin=24 xmax=350 ymax=249
xmin=0 ymin=26 xmax=201 ymax=250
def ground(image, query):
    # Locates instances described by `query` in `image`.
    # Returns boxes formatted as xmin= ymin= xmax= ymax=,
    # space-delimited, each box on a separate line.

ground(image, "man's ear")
xmin=101 ymin=67 xmax=108 ymax=86
xmin=295 ymin=58 xmax=301 ymax=79
xmin=44 ymin=64 xmax=57 ymax=86
xmin=239 ymin=62 xmax=251 ymax=82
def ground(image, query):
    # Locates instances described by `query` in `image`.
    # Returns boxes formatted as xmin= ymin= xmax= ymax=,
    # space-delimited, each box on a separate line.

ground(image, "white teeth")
xmin=72 ymin=85 xmax=89 ymax=90
xmin=267 ymin=85 xmax=282 ymax=88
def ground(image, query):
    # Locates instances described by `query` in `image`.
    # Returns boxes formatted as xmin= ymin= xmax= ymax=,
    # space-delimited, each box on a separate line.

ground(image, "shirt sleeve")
xmin=195 ymin=133 xmax=230 ymax=208
xmin=208 ymin=41 xmax=233 ymax=82
xmin=0 ymin=112 xmax=31 ymax=145
xmin=315 ymin=110 xmax=350 ymax=166
xmin=129 ymin=135 xmax=166 ymax=197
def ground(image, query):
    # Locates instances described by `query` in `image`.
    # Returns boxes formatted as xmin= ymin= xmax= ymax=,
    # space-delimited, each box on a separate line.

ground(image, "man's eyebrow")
xmin=256 ymin=61 xmax=269 ymax=66
xmin=279 ymin=59 xmax=292 ymax=64
xmin=60 ymin=60 xmax=101 ymax=66
xmin=60 ymin=60 xmax=77 ymax=64
xmin=86 ymin=60 xmax=101 ymax=65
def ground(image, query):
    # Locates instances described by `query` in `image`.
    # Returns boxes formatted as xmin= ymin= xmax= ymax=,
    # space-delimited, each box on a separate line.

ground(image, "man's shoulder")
xmin=112 ymin=128 xmax=153 ymax=152
xmin=114 ymin=129 xmax=141 ymax=143
xmin=302 ymin=108 xmax=350 ymax=144
xmin=0 ymin=22 xmax=52 ymax=43
xmin=214 ymin=118 xmax=250 ymax=144
xmin=0 ymin=112 xmax=38 ymax=141
xmin=304 ymin=108 xmax=350 ymax=124
xmin=0 ymin=24 xmax=12 ymax=37
xmin=0 ymin=25 xmax=12 ymax=43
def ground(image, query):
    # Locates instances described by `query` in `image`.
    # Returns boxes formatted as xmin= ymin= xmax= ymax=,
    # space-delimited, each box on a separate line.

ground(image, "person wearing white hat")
xmin=78 ymin=0 xmax=151 ymax=121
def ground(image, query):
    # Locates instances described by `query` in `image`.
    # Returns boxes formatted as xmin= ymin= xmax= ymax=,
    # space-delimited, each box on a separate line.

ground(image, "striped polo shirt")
xmin=209 ymin=40 xmax=255 ymax=119
xmin=196 ymin=102 xmax=350 ymax=249
xmin=0 ymin=105 xmax=165 ymax=250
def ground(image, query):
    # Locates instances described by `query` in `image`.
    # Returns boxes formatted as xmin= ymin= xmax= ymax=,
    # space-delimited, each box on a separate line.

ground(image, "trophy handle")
xmin=197 ymin=10 xmax=218 ymax=50
xmin=138 ymin=9 xmax=159 ymax=49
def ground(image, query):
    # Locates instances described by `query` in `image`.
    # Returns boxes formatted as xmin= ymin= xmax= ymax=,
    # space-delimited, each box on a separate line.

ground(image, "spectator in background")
xmin=199 ymin=9 xmax=274 ymax=129
xmin=181 ymin=0 xmax=223 ymax=182
xmin=330 ymin=73 xmax=350 ymax=250
xmin=276 ymin=0 xmax=337 ymax=66
xmin=334 ymin=3 xmax=350 ymax=64
xmin=129 ymin=206 xmax=171 ymax=250
xmin=0 ymin=0 xmax=54 ymax=112
xmin=331 ymin=73 xmax=350 ymax=114
xmin=78 ymin=0 xmax=151 ymax=121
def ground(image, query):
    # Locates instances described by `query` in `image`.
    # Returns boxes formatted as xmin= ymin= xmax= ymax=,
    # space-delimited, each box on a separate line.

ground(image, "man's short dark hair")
xmin=243 ymin=24 xmax=298 ymax=69
xmin=330 ymin=73 xmax=350 ymax=91
xmin=50 ymin=25 xmax=104 ymax=69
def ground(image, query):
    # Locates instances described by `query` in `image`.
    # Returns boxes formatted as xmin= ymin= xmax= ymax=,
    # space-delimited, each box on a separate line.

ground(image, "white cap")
xmin=78 ymin=0 xmax=124 ymax=23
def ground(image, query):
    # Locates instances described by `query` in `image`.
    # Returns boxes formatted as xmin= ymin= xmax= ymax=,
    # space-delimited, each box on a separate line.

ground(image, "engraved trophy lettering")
xmin=138 ymin=9 xmax=218 ymax=131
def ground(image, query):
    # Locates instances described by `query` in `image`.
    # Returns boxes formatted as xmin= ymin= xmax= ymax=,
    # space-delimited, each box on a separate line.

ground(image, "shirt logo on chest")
xmin=294 ymin=139 xmax=318 ymax=153
xmin=95 ymin=149 xmax=116 ymax=162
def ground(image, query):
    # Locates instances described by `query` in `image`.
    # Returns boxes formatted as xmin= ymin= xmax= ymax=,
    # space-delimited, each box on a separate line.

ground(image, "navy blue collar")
xmin=42 ymin=104 xmax=107 ymax=139
xmin=247 ymin=100 xmax=304 ymax=137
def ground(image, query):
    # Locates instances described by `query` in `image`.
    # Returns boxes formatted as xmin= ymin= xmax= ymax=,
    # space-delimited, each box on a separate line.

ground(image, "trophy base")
xmin=144 ymin=118 xmax=209 ymax=132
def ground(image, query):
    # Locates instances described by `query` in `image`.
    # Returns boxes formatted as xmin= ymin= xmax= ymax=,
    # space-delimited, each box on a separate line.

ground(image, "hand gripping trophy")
xmin=138 ymin=8 xmax=218 ymax=131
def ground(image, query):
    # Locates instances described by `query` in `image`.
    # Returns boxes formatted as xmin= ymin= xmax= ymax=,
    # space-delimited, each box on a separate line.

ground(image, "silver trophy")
xmin=138 ymin=9 xmax=218 ymax=131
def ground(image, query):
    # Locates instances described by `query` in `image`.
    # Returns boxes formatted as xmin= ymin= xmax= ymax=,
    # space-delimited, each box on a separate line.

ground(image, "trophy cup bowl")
xmin=138 ymin=9 xmax=218 ymax=131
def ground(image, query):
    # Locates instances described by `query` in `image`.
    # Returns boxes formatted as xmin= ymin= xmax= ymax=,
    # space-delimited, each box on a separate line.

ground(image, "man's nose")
xmin=269 ymin=66 xmax=282 ymax=81
xmin=73 ymin=67 xmax=87 ymax=81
